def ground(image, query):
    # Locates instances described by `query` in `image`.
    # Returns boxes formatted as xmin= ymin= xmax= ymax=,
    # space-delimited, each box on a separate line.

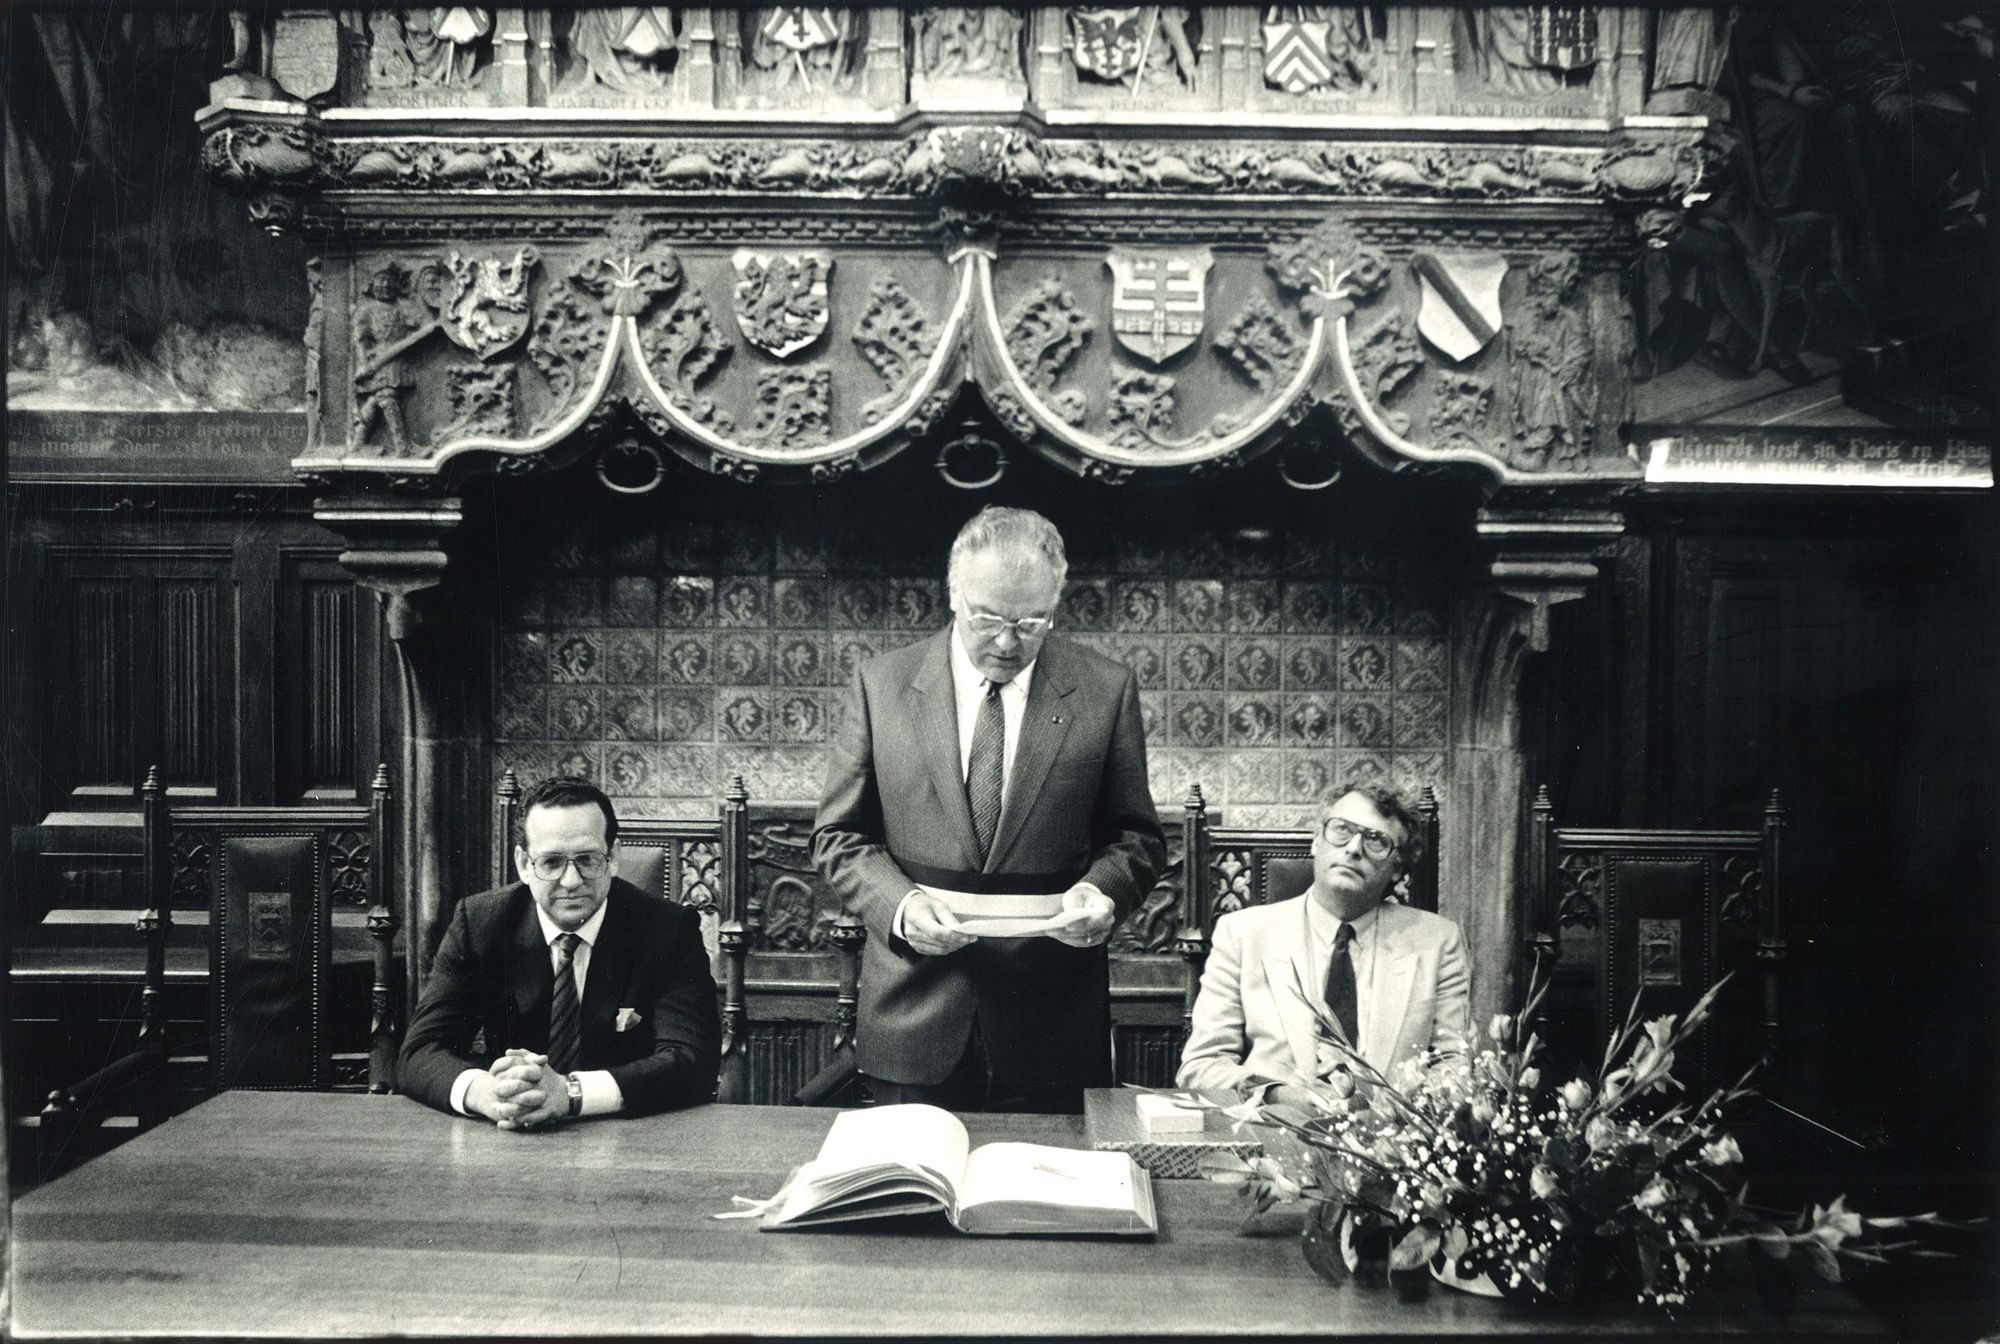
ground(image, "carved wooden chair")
xmin=1172 ymin=783 xmax=1442 ymax=1047
xmin=30 ymin=766 xmax=388 ymax=1181
xmin=1524 ymin=786 xmax=1787 ymax=1093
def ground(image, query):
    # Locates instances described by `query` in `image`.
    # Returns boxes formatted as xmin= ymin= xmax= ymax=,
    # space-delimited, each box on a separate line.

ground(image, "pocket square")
xmin=615 ymin=1008 xmax=642 ymax=1032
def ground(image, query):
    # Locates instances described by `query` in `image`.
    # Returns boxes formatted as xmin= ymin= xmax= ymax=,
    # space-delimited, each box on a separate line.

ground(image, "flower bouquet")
xmin=1181 ymin=970 xmax=1975 ymax=1311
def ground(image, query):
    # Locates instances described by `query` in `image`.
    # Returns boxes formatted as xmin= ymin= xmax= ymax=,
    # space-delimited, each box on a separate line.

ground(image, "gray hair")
xmin=946 ymin=506 xmax=1068 ymax=599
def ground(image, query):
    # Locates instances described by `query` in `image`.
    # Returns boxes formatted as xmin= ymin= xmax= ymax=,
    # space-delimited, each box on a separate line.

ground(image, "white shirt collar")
xmin=534 ymin=895 xmax=610 ymax=949
xmin=1306 ymin=895 xmax=1382 ymax=948
xmin=949 ymin=624 xmax=1038 ymax=699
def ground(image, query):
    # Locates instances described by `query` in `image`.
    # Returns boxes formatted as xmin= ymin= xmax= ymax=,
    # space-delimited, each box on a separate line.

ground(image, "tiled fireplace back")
xmin=493 ymin=494 xmax=1454 ymax=828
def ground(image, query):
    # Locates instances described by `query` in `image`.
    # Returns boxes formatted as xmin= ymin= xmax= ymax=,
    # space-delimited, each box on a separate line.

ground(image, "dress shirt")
xmin=948 ymin=625 xmax=1034 ymax=783
xmin=449 ymin=898 xmax=625 ymax=1118
xmin=893 ymin=628 xmax=1106 ymax=939
xmin=1246 ymin=899 xmax=1385 ymax=1101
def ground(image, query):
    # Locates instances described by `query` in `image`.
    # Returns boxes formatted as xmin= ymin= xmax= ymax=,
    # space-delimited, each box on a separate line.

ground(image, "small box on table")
xmin=1083 ymin=1089 xmax=1264 ymax=1179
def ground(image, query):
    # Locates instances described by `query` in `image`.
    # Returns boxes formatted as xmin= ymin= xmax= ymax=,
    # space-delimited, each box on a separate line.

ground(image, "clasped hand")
xmin=464 ymin=1048 xmax=568 ymax=1131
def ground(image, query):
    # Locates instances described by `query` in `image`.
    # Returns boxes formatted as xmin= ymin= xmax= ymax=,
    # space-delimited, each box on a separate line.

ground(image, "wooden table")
xmin=11 ymin=1093 xmax=1882 ymax=1339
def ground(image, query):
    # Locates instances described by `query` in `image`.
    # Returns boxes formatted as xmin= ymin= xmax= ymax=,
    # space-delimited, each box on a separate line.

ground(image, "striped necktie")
xmin=548 ymin=932 xmax=582 ymax=1074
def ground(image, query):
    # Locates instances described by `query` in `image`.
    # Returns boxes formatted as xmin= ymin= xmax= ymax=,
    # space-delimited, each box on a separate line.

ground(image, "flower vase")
xmin=1299 ymin=1202 xmax=1354 ymax=1284
xmin=1430 ymin=1254 xmax=1505 ymax=1298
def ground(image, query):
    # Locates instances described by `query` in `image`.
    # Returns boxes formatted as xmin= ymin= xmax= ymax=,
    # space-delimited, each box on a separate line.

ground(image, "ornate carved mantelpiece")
xmin=206 ymin=5 xmax=1712 ymax=504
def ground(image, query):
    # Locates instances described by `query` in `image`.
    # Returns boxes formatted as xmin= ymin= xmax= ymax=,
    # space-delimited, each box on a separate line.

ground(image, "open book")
xmin=761 ymin=1104 xmax=1157 ymax=1236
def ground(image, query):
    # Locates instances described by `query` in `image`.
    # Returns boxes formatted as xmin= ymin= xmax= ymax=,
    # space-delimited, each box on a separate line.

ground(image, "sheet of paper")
xmin=953 ymin=906 xmax=1093 ymax=939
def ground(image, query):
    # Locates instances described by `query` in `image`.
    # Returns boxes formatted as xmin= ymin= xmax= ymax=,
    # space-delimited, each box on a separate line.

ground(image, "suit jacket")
xmin=813 ymin=630 xmax=1166 ymax=1089
xmin=399 ymin=879 xmax=721 ymax=1117
xmin=1176 ymin=896 xmax=1470 ymax=1091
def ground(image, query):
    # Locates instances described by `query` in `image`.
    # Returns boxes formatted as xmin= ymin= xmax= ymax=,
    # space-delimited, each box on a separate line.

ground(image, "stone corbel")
xmin=1475 ymin=506 xmax=1627 ymax=655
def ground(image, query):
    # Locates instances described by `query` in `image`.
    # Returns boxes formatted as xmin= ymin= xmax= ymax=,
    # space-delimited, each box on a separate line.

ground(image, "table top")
xmin=11 ymin=1092 xmax=1882 ymax=1340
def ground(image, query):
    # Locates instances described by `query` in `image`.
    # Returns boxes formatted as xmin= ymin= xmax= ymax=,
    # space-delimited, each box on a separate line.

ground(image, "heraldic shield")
xmin=1069 ymin=8 xmax=1145 ymax=81
xmin=438 ymin=247 xmax=538 ymax=361
xmin=1262 ymin=11 xmax=1335 ymax=93
xmin=1413 ymin=251 xmax=1508 ymax=363
xmin=732 ymin=249 xmax=833 ymax=359
xmin=1107 ymin=246 xmax=1213 ymax=364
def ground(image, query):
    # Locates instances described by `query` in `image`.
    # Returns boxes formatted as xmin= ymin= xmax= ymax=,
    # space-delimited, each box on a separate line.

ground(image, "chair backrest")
xmin=1525 ymin=786 xmax=1786 ymax=1090
xmin=1173 ymin=784 xmax=1442 ymax=1042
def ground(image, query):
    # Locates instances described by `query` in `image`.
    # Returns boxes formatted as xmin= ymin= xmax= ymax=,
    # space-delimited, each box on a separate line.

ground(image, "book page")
xmin=814 ymin=1104 xmax=970 ymax=1196
xmin=953 ymin=1142 xmax=1155 ymax=1234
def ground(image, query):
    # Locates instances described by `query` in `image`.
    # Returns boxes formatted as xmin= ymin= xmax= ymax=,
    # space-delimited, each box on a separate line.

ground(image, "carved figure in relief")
xmin=403 ymin=8 xmax=493 ymax=88
xmin=352 ymin=264 xmax=432 ymax=452
xmin=1650 ymin=8 xmax=1735 ymax=112
xmin=367 ymin=13 xmax=416 ymax=87
xmin=1457 ymin=6 xmax=1596 ymax=94
xmin=915 ymin=7 xmax=1024 ymax=81
xmin=744 ymin=7 xmax=859 ymax=97
xmin=1506 ymin=255 xmax=1593 ymax=469
xmin=1262 ymin=6 xmax=1374 ymax=94
xmin=562 ymin=8 xmax=680 ymax=95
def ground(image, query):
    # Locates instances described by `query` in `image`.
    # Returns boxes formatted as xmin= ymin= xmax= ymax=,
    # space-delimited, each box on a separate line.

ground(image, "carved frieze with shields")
xmin=1106 ymin=245 xmax=1212 ymax=364
xmin=732 ymin=249 xmax=834 ymax=358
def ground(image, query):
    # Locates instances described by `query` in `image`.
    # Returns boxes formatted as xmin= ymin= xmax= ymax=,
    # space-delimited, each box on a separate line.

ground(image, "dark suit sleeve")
xmin=813 ymin=662 xmax=921 ymax=946
xmin=605 ymin=901 xmax=722 ymax=1116
xmin=1081 ymin=665 xmax=1167 ymax=917
xmin=397 ymin=897 xmax=487 ymax=1114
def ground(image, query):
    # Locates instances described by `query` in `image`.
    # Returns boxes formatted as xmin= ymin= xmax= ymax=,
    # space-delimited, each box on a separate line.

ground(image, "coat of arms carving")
xmin=1412 ymin=251 xmax=1508 ymax=363
xmin=1261 ymin=9 xmax=1334 ymax=93
xmin=1106 ymin=246 xmax=1212 ymax=364
xmin=732 ymin=249 xmax=834 ymax=359
xmin=1068 ymin=8 xmax=1145 ymax=82
xmin=437 ymin=247 xmax=539 ymax=360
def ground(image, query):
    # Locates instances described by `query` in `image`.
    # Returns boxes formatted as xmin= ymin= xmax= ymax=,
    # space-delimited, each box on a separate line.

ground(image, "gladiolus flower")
xmin=1585 ymin=1115 xmax=1620 ymax=1153
xmin=1518 ymin=1066 xmax=1540 ymax=1090
xmin=1633 ymin=1177 xmax=1675 ymax=1212
xmin=1699 ymin=1135 xmax=1743 ymax=1166
xmin=1471 ymin=1101 xmax=1496 ymax=1125
xmin=1489 ymin=1013 xmax=1513 ymax=1042
xmin=1530 ymin=1164 xmax=1560 ymax=1199
xmin=1560 ymin=1079 xmax=1592 ymax=1111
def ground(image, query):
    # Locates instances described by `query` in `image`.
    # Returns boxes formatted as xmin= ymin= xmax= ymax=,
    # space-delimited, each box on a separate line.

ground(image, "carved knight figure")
xmin=563 ymin=7 xmax=680 ymax=94
xmin=403 ymin=7 xmax=492 ymax=88
xmin=915 ymin=7 xmax=1024 ymax=81
xmin=1459 ymin=6 xmax=1597 ymax=95
xmin=1506 ymin=255 xmax=1593 ymax=469
xmin=352 ymin=264 xmax=427 ymax=452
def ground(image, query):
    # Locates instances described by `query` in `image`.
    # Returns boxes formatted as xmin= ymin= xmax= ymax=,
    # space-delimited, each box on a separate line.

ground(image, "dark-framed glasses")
xmin=964 ymin=609 xmax=1053 ymax=640
xmin=527 ymin=851 xmax=610 ymax=881
xmin=1319 ymin=817 xmax=1399 ymax=861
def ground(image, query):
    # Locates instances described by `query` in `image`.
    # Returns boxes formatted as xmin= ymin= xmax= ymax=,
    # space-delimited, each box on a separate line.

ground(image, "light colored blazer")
xmin=1177 ymin=896 xmax=1471 ymax=1091
xmin=813 ymin=629 xmax=1165 ymax=1088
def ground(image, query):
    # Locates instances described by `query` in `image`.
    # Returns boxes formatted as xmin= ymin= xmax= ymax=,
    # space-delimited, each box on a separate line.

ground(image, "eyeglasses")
xmin=526 ymin=852 xmax=610 ymax=881
xmin=963 ymin=609 xmax=1053 ymax=640
xmin=1319 ymin=817 xmax=1400 ymax=861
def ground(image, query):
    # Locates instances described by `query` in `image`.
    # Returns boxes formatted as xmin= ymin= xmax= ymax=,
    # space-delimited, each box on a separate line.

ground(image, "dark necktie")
xmin=1323 ymin=922 xmax=1359 ymax=1049
xmin=548 ymin=932 xmax=582 ymax=1074
xmin=966 ymin=681 xmax=1005 ymax=863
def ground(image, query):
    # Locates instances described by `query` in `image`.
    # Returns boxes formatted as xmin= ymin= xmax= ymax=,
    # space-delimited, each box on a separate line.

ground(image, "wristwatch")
xmin=564 ymin=1072 xmax=583 ymax=1119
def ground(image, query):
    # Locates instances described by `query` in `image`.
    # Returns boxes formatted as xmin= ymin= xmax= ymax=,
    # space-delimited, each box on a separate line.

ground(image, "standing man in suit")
xmin=1178 ymin=783 xmax=1469 ymax=1104
xmin=814 ymin=506 xmax=1166 ymax=1114
xmin=400 ymin=776 xmax=720 ymax=1126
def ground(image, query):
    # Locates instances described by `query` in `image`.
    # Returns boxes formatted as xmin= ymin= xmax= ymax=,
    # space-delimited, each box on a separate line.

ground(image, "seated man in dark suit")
xmin=400 ymin=776 xmax=720 ymax=1127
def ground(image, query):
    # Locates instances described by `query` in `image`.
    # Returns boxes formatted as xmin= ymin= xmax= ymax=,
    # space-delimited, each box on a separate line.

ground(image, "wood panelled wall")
xmin=5 ymin=488 xmax=385 ymax=821
xmin=1523 ymin=494 xmax=1998 ymax=1201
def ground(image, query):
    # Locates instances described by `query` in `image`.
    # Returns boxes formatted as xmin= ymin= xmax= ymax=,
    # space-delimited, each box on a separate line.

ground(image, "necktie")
xmin=1323 ymin=922 xmax=1359 ymax=1050
xmin=548 ymin=932 xmax=582 ymax=1074
xmin=966 ymin=680 xmax=1005 ymax=863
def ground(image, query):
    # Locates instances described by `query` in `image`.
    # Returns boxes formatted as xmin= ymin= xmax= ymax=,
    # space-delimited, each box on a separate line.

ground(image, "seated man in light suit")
xmin=1177 ymin=783 xmax=1469 ymax=1106
xmin=400 ymin=776 xmax=721 ymax=1128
